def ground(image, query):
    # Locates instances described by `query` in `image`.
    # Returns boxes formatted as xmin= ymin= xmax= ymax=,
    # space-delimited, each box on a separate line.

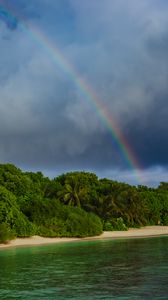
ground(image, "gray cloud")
xmin=0 ymin=0 xmax=168 ymax=185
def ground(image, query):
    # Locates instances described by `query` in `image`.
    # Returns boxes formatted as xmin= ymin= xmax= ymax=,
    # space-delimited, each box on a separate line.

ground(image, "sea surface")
xmin=0 ymin=236 xmax=167 ymax=300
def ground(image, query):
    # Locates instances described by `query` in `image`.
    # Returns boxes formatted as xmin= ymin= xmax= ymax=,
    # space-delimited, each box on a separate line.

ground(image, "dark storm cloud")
xmin=0 ymin=0 xmax=168 ymax=185
xmin=124 ymin=94 xmax=168 ymax=168
xmin=122 ymin=30 xmax=168 ymax=169
xmin=1 ymin=131 xmax=123 ymax=170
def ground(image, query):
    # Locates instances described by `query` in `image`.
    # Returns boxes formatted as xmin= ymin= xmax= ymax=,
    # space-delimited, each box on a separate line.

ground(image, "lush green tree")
xmin=57 ymin=175 xmax=88 ymax=207
xmin=25 ymin=198 xmax=103 ymax=237
xmin=0 ymin=223 xmax=15 ymax=244
xmin=0 ymin=185 xmax=36 ymax=237
xmin=0 ymin=163 xmax=168 ymax=242
xmin=158 ymin=182 xmax=168 ymax=191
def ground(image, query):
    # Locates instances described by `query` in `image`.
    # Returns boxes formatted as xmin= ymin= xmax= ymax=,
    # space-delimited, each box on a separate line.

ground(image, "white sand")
xmin=0 ymin=226 xmax=168 ymax=249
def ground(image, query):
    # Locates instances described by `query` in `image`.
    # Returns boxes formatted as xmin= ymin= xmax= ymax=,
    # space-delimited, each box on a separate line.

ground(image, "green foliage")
xmin=12 ymin=216 xmax=37 ymax=237
xmin=158 ymin=182 xmax=168 ymax=191
xmin=27 ymin=198 xmax=103 ymax=237
xmin=159 ymin=192 xmax=168 ymax=225
xmin=0 ymin=185 xmax=36 ymax=238
xmin=0 ymin=223 xmax=15 ymax=244
xmin=57 ymin=177 xmax=88 ymax=207
xmin=0 ymin=163 xmax=168 ymax=243
xmin=104 ymin=218 xmax=127 ymax=231
xmin=113 ymin=217 xmax=128 ymax=231
xmin=0 ymin=186 xmax=19 ymax=224
xmin=103 ymin=221 xmax=113 ymax=231
xmin=65 ymin=210 xmax=103 ymax=237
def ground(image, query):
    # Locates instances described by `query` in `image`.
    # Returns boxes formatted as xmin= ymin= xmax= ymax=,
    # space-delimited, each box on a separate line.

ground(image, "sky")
xmin=0 ymin=0 xmax=168 ymax=186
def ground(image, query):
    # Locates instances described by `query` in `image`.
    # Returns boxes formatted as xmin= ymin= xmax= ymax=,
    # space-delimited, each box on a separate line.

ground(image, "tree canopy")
xmin=0 ymin=164 xmax=167 ymax=243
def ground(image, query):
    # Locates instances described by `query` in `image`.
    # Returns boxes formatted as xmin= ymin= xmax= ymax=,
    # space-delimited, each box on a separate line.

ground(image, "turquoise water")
xmin=0 ymin=237 xmax=167 ymax=300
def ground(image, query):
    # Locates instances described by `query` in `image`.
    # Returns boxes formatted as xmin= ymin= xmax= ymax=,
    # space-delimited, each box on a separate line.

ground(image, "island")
xmin=0 ymin=164 xmax=168 ymax=246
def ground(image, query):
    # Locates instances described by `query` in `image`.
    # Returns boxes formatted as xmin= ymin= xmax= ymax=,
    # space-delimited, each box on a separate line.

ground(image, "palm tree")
xmin=57 ymin=176 xmax=88 ymax=207
xmin=94 ymin=193 xmax=124 ymax=222
xmin=117 ymin=188 xmax=148 ymax=226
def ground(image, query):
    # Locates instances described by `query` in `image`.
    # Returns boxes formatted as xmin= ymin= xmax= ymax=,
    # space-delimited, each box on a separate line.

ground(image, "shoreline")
xmin=0 ymin=226 xmax=168 ymax=250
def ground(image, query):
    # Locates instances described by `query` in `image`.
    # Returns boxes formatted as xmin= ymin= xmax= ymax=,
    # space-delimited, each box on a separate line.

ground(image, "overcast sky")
xmin=0 ymin=0 xmax=168 ymax=186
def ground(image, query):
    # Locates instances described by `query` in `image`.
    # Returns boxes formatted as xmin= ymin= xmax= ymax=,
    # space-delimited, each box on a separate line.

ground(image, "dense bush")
xmin=65 ymin=209 xmax=103 ymax=237
xmin=0 ymin=223 xmax=15 ymax=244
xmin=28 ymin=200 xmax=103 ymax=237
xmin=104 ymin=218 xmax=127 ymax=231
xmin=0 ymin=163 xmax=168 ymax=243
xmin=12 ymin=216 xmax=37 ymax=237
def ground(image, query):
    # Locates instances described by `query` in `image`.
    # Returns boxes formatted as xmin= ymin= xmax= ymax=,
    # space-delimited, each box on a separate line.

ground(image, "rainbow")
xmin=0 ymin=2 xmax=144 ymax=183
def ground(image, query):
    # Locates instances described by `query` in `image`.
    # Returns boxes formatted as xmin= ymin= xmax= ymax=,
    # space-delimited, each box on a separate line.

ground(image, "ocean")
xmin=0 ymin=236 xmax=167 ymax=299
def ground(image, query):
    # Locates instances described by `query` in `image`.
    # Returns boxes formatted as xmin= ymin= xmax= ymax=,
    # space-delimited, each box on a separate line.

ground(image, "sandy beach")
xmin=0 ymin=226 xmax=168 ymax=249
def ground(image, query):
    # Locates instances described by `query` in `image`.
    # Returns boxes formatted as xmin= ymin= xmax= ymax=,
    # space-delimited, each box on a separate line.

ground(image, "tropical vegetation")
xmin=0 ymin=164 xmax=168 ymax=243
